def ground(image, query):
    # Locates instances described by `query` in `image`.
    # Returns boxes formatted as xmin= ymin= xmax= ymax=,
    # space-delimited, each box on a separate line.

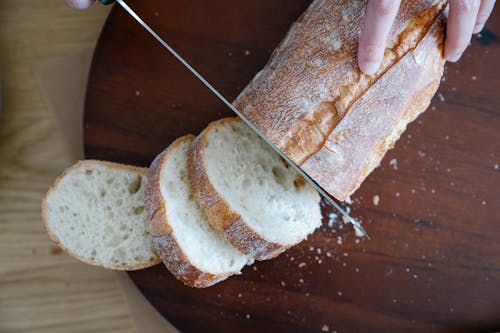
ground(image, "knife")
xmin=98 ymin=0 xmax=370 ymax=239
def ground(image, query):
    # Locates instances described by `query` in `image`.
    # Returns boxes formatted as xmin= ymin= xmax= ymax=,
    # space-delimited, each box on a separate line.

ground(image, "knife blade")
xmin=100 ymin=0 xmax=370 ymax=239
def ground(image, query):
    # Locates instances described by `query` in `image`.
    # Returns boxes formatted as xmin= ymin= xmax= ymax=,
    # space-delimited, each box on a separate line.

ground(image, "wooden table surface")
xmin=0 ymin=1 xmax=140 ymax=332
xmin=84 ymin=1 xmax=500 ymax=332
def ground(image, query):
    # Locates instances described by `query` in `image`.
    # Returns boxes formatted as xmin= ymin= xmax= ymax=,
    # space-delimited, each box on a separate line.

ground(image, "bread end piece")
xmin=42 ymin=160 xmax=161 ymax=270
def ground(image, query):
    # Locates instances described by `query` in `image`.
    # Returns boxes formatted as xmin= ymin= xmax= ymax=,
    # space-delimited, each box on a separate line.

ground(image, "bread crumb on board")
xmin=321 ymin=324 xmax=329 ymax=332
xmin=372 ymin=194 xmax=380 ymax=206
xmin=389 ymin=158 xmax=398 ymax=170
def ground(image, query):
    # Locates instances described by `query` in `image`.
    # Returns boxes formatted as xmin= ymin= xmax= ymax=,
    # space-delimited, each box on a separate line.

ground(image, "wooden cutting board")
xmin=84 ymin=1 xmax=500 ymax=332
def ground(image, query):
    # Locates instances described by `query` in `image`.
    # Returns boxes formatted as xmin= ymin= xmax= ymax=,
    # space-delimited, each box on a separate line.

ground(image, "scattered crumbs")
xmin=253 ymin=266 xmax=258 ymax=271
xmin=450 ymin=181 xmax=455 ymax=186
xmin=281 ymin=281 xmax=286 ymax=287
xmin=337 ymin=291 xmax=343 ymax=296
xmin=389 ymin=158 xmax=398 ymax=170
xmin=343 ymin=252 xmax=349 ymax=257
xmin=355 ymin=227 xmax=365 ymax=237
xmin=449 ymin=308 xmax=454 ymax=313
xmin=445 ymin=135 xmax=450 ymax=140
xmin=246 ymin=314 xmax=251 ymax=319
xmin=431 ymin=189 xmax=436 ymax=194
xmin=342 ymin=216 xmax=350 ymax=224
xmin=345 ymin=197 xmax=353 ymax=204
xmin=327 ymin=269 xmax=332 ymax=274
xmin=309 ymin=245 xmax=315 ymax=251
xmin=154 ymin=11 xmax=159 ymax=16
xmin=318 ymin=259 xmax=323 ymax=264
xmin=305 ymin=292 xmax=311 ymax=297
xmin=228 ymin=52 xmax=233 ymax=56
xmin=437 ymin=92 xmax=445 ymax=102
xmin=372 ymin=194 xmax=380 ymax=206
xmin=421 ymin=255 xmax=426 ymax=259
xmin=135 ymin=90 xmax=141 ymax=96
xmin=418 ymin=150 xmax=426 ymax=158
xmin=413 ymin=274 xmax=418 ymax=279
xmin=337 ymin=236 xmax=343 ymax=245
xmin=266 ymin=297 xmax=271 ymax=302
xmin=342 ymin=262 xmax=347 ymax=267
xmin=327 ymin=213 xmax=338 ymax=227
xmin=482 ymin=201 xmax=486 ymax=205
xmin=451 ymin=87 xmax=456 ymax=91
xmin=405 ymin=267 xmax=410 ymax=273
xmin=494 ymin=164 xmax=499 ymax=171
xmin=355 ymin=238 xmax=360 ymax=244
xmin=298 ymin=262 xmax=307 ymax=268
xmin=317 ymin=248 xmax=322 ymax=255
xmin=326 ymin=252 xmax=332 ymax=257
xmin=355 ymin=268 xmax=360 ymax=272
xmin=322 ymin=324 xmax=329 ymax=332
xmin=393 ymin=298 xmax=397 ymax=303
xmin=290 ymin=256 xmax=295 ymax=261
xmin=471 ymin=75 xmax=477 ymax=80
xmin=299 ymin=278 xmax=304 ymax=283
xmin=238 ymin=293 xmax=242 ymax=298
xmin=431 ymin=105 xmax=436 ymax=110
xmin=244 ymin=49 xmax=251 ymax=56
xmin=217 ymin=293 xmax=222 ymax=298
xmin=447 ymin=168 xmax=451 ymax=172
xmin=395 ymin=192 xmax=400 ymax=197
xmin=411 ymin=189 xmax=416 ymax=194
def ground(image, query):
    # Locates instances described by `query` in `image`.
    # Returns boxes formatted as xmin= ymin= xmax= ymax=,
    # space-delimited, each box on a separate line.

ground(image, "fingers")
xmin=445 ymin=0 xmax=481 ymax=62
xmin=66 ymin=0 xmax=95 ymax=10
xmin=473 ymin=0 xmax=496 ymax=33
xmin=358 ymin=0 xmax=401 ymax=75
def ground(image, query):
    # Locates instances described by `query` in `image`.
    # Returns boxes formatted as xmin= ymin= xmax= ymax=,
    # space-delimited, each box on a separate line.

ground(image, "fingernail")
xmin=359 ymin=61 xmax=379 ymax=75
xmin=446 ymin=52 xmax=462 ymax=63
xmin=473 ymin=24 xmax=484 ymax=34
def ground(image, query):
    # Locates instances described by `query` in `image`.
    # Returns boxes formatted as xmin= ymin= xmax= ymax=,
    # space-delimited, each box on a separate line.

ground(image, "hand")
xmin=357 ymin=0 xmax=496 ymax=75
xmin=66 ymin=0 xmax=95 ymax=10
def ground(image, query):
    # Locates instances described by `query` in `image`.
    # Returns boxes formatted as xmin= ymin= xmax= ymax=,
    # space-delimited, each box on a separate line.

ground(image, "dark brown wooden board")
xmin=84 ymin=1 xmax=500 ymax=332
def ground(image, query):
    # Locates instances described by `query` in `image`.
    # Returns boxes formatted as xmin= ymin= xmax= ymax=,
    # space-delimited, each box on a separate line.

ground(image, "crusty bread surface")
xmin=234 ymin=0 xmax=447 ymax=200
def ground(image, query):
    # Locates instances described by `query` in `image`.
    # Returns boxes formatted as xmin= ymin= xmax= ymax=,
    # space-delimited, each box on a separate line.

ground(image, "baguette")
xmin=145 ymin=135 xmax=249 ymax=287
xmin=234 ymin=0 xmax=447 ymax=200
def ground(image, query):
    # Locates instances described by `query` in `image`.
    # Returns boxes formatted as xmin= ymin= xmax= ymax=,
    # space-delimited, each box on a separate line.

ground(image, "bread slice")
xmin=145 ymin=135 xmax=249 ymax=288
xmin=42 ymin=160 xmax=160 ymax=270
xmin=189 ymin=117 xmax=322 ymax=260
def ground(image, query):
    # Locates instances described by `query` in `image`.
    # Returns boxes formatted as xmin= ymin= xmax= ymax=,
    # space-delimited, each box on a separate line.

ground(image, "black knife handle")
xmin=98 ymin=0 xmax=115 ymax=5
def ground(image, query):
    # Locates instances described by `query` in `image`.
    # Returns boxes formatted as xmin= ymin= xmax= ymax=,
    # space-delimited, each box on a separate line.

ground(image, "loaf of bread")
xmin=42 ymin=160 xmax=160 ymax=270
xmin=145 ymin=135 xmax=249 ymax=287
xmin=234 ymin=0 xmax=447 ymax=201
xmin=188 ymin=118 xmax=322 ymax=260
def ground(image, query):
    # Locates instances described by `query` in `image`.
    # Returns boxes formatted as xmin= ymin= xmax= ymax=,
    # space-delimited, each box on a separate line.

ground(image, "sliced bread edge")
xmin=145 ymin=135 xmax=247 ymax=288
xmin=42 ymin=160 xmax=161 ymax=270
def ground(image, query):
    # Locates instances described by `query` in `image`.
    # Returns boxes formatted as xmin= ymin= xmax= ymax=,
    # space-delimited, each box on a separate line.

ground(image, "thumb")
xmin=66 ymin=0 xmax=95 ymax=10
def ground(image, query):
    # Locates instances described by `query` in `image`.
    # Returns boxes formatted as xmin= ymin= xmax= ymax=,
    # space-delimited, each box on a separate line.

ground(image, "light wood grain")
xmin=0 ymin=1 xmax=135 ymax=332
